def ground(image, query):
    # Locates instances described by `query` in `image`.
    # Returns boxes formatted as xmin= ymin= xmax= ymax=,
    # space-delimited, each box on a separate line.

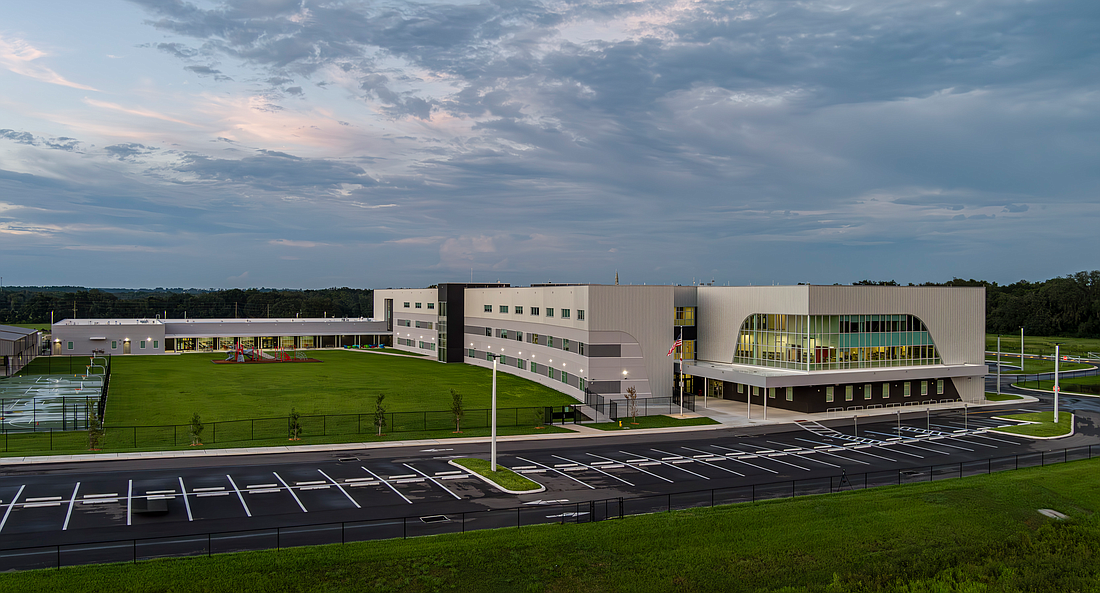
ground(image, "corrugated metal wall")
xmin=590 ymin=286 xmax=675 ymax=397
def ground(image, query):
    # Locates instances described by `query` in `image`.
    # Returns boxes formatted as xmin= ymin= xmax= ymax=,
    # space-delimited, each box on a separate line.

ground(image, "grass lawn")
xmin=4 ymin=323 xmax=49 ymax=332
xmin=589 ymin=415 xmax=719 ymax=431
xmin=993 ymin=411 xmax=1074 ymax=438
xmin=451 ymin=458 xmax=541 ymax=492
xmin=103 ymin=350 xmax=575 ymax=426
xmin=984 ymin=357 xmax=1092 ymax=374
xmin=5 ymin=456 xmax=1100 ymax=591
xmin=1023 ymin=375 xmax=1100 ymax=396
xmin=985 ymin=391 xmax=1024 ymax=401
xmin=986 ymin=333 xmax=1100 ymax=358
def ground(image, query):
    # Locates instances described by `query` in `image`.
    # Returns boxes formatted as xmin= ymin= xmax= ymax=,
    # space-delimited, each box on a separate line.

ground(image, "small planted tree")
xmin=533 ymin=406 xmax=546 ymax=429
xmin=450 ymin=389 xmax=464 ymax=433
xmin=189 ymin=412 xmax=204 ymax=446
xmin=87 ymin=401 xmax=104 ymax=451
xmin=374 ymin=393 xmax=387 ymax=436
xmin=288 ymin=407 xmax=302 ymax=441
xmin=626 ymin=385 xmax=639 ymax=424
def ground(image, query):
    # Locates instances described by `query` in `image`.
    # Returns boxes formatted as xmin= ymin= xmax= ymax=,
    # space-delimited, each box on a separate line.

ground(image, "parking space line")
xmin=62 ymin=482 xmax=81 ymax=531
xmin=966 ymin=432 xmax=1024 ymax=444
xmin=514 ymin=456 xmax=597 ymax=489
xmin=788 ymin=439 xmax=874 ymax=465
xmin=226 ymin=475 xmax=251 ymax=517
xmin=759 ymin=443 xmax=842 ymax=468
xmin=402 ymin=464 xmax=462 ymax=500
xmin=692 ymin=446 xmax=781 ymax=474
xmin=318 ymin=469 xmax=363 ymax=508
xmin=652 ymin=448 xmax=745 ymax=476
xmin=272 ymin=472 xmax=307 ymax=513
xmin=922 ymin=438 xmax=975 ymax=451
xmin=621 ymin=452 xmax=711 ymax=479
xmin=710 ymin=445 xmax=812 ymax=471
xmin=550 ymin=455 xmax=636 ymax=486
xmin=0 ymin=485 xmax=25 ymax=534
xmin=361 ymin=467 xmax=413 ymax=504
xmin=586 ymin=453 xmax=674 ymax=483
xmin=857 ymin=434 xmax=926 ymax=458
xmin=178 ymin=478 xmax=193 ymax=522
xmin=876 ymin=438 xmax=951 ymax=456
xmin=127 ymin=480 xmax=132 ymax=526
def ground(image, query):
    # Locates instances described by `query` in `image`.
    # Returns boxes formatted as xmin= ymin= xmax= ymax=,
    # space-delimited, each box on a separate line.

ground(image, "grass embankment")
xmin=984 ymin=391 xmax=1024 ymax=401
xmin=101 ymin=350 xmax=574 ymax=425
xmin=1024 ymin=374 xmax=1100 ymax=396
xmin=985 ymin=357 xmax=1091 ymax=374
xmin=451 ymin=458 xmax=541 ymax=492
xmin=4 ymin=457 xmax=1100 ymax=591
xmin=986 ymin=333 xmax=1100 ymax=357
xmin=590 ymin=415 xmax=720 ymax=430
xmin=994 ymin=411 xmax=1074 ymax=438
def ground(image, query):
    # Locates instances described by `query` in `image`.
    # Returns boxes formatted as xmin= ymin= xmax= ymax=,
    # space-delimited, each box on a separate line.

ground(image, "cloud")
xmin=83 ymin=98 xmax=201 ymax=127
xmin=173 ymin=149 xmax=377 ymax=191
xmin=269 ymin=239 xmax=326 ymax=248
xmin=0 ymin=129 xmax=83 ymax=152
xmin=0 ymin=35 xmax=99 ymax=91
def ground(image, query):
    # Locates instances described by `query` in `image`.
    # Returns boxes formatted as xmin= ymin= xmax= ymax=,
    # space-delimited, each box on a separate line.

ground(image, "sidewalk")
xmin=0 ymin=395 xmax=1035 ymax=467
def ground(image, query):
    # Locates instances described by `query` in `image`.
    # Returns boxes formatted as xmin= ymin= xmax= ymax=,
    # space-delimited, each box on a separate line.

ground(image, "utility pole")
xmin=1054 ymin=344 xmax=1061 ymax=424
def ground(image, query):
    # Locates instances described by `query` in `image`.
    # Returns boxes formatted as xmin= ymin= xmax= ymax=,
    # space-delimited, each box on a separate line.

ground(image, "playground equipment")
xmin=213 ymin=344 xmax=320 ymax=364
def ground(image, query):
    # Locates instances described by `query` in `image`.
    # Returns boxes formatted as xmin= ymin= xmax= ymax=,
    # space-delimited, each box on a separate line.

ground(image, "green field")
xmin=993 ymin=411 xmax=1074 ymax=438
xmin=102 ymin=350 xmax=575 ymax=426
xmin=3 ymin=454 xmax=1100 ymax=591
xmin=986 ymin=333 xmax=1100 ymax=357
xmin=1026 ymin=374 xmax=1100 ymax=396
xmin=985 ymin=391 xmax=1024 ymax=401
xmin=985 ymin=356 xmax=1091 ymax=374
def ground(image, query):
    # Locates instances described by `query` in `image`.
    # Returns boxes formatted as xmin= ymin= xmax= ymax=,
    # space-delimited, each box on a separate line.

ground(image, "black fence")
xmin=0 ymin=444 xmax=1094 ymax=572
xmin=0 ymin=405 xmax=585 ymax=453
xmin=0 ymin=355 xmax=110 ymax=434
xmin=584 ymin=390 xmax=696 ymax=420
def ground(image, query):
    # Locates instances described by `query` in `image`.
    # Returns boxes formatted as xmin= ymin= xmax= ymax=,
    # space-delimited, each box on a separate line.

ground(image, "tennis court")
xmin=0 ymin=374 xmax=102 ymax=431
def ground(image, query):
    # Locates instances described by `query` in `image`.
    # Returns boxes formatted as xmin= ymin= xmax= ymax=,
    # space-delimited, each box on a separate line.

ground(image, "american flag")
xmin=667 ymin=338 xmax=682 ymax=357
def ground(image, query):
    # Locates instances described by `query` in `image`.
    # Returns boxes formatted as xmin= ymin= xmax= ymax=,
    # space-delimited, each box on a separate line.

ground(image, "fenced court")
xmin=0 ymin=375 xmax=102 ymax=432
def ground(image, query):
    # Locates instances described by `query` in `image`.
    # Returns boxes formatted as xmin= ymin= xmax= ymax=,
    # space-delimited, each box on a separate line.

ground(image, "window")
xmin=403 ymin=302 xmax=410 ymax=308
xmin=826 ymin=386 xmax=834 ymax=403
xmin=67 ymin=342 xmax=73 ymax=350
xmin=561 ymin=371 xmax=569 ymax=384
xmin=863 ymin=384 xmax=871 ymax=400
xmin=515 ymin=306 xmax=523 ymax=314
xmin=845 ymin=385 xmax=854 ymax=401
xmin=882 ymin=384 xmax=890 ymax=398
xmin=563 ymin=338 xmax=570 ymax=351
xmin=738 ymin=383 xmax=745 ymax=394
xmin=921 ymin=381 xmax=928 ymax=396
xmin=484 ymin=328 xmax=491 ymax=337
xmin=153 ymin=341 xmax=159 ymax=349
xmin=531 ymin=307 xmax=539 ymax=316
xmin=515 ymin=331 xmax=523 ymax=341
xmin=786 ymin=387 xmax=793 ymax=401
xmin=767 ymin=388 xmax=776 ymax=399
xmin=578 ymin=310 xmax=585 ymax=321
xmin=428 ymin=302 xmax=435 ymax=310
xmin=904 ymin=382 xmax=911 ymax=397
xmin=140 ymin=341 xmax=146 ymax=349
xmin=484 ymin=304 xmax=492 ymax=312
xmin=468 ymin=348 xmax=475 ymax=357
xmin=548 ymin=368 xmax=556 ymax=380
xmin=675 ymin=307 xmax=696 ymax=326
xmin=415 ymin=302 xmax=422 ymax=309
xmin=547 ymin=336 xmax=554 ymax=348
xmin=546 ymin=308 xmax=554 ymax=317
xmin=530 ymin=333 xmax=539 ymax=344
xmin=500 ymin=305 xmax=509 ymax=314
xmin=518 ymin=359 xmax=526 ymax=370
xmin=579 ymin=377 xmax=585 ymax=391
xmin=561 ymin=309 xmax=570 ymax=319
xmin=937 ymin=379 xmax=945 ymax=395
xmin=531 ymin=362 xmax=539 ymax=373
xmin=579 ymin=343 xmax=584 ymax=355
xmin=112 ymin=341 xmax=117 ymax=349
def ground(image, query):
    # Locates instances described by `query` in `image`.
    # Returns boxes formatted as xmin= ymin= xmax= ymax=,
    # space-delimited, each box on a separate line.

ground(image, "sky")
xmin=0 ymin=0 xmax=1097 ymax=289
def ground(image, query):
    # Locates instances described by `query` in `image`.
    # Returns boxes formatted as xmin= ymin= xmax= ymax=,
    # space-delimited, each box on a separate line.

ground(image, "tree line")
xmin=0 ymin=287 xmax=374 ymax=324
xmin=2 ymin=271 xmax=1099 ymax=337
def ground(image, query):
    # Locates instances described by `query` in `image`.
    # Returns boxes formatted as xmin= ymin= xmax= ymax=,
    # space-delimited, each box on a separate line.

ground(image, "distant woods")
xmin=2 ymin=271 xmax=1100 ymax=338
xmin=0 ymin=287 xmax=374 ymax=324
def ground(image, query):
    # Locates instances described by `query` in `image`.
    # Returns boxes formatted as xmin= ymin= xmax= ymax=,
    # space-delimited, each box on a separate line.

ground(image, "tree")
xmin=533 ymin=406 xmax=546 ymax=429
xmin=450 ymin=389 xmax=464 ymax=433
xmin=87 ymin=401 xmax=104 ymax=451
xmin=374 ymin=393 xmax=387 ymax=436
xmin=626 ymin=386 xmax=639 ymax=424
xmin=189 ymin=412 xmax=204 ymax=446
xmin=288 ymin=407 xmax=302 ymax=441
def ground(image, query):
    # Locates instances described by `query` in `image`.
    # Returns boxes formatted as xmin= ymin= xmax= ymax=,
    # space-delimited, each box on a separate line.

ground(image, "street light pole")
xmin=1054 ymin=344 xmax=1060 ymax=424
xmin=1020 ymin=327 xmax=1025 ymax=373
xmin=997 ymin=335 xmax=1002 ymax=398
xmin=487 ymin=352 xmax=500 ymax=471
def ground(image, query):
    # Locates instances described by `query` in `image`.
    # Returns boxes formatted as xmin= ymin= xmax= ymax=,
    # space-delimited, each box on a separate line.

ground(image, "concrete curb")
xmin=989 ymin=413 xmax=1075 ymax=440
xmin=448 ymin=459 xmax=545 ymax=495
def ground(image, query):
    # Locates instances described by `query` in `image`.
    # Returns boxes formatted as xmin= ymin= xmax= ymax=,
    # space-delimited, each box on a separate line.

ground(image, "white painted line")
xmin=387 ymin=474 xmax=417 ymax=480
xmin=22 ymin=502 xmax=61 ymax=508
xmin=126 ymin=480 xmax=132 ymax=527
xmin=146 ymin=489 xmax=175 ymax=495
xmin=294 ymin=481 xmax=327 ymax=486
xmin=196 ymin=492 xmax=230 ymax=498
xmin=347 ymin=482 xmax=379 ymax=487
xmin=192 ymin=487 xmax=226 ymax=492
xmin=791 ymin=439 xmax=873 ymax=465
xmin=25 ymin=496 xmax=63 ymax=502
xmin=626 ymin=458 xmax=647 ymax=463
xmin=83 ymin=493 xmax=119 ymax=499
xmin=178 ymin=478 xmax=193 ymax=522
xmin=550 ymin=455 xmax=635 ymax=487
xmin=662 ymin=448 xmax=745 ymax=476
xmin=629 ymin=451 xmax=710 ymax=479
xmin=272 ymin=472 xmax=307 ymax=513
xmin=318 ymin=469 xmax=362 ymax=508
xmin=712 ymin=445 xmax=812 ymax=472
xmin=62 ymin=482 xmax=81 ymax=531
xmin=759 ymin=442 xmax=842 ymax=469
xmin=590 ymin=461 xmax=614 ymax=465
xmin=82 ymin=499 xmax=119 ymax=504
xmin=439 ymin=475 xmax=468 ymax=480
xmin=299 ymin=486 xmax=331 ymax=491
xmin=393 ymin=478 xmax=425 ymax=483
xmin=361 ymin=467 xmax=413 ymax=504
xmin=245 ymin=484 xmax=277 ymax=489
xmin=638 ymin=462 xmax=661 ymax=467
xmin=248 ymin=489 xmax=280 ymax=494
xmin=553 ymin=464 xmax=577 ymax=468
xmin=705 ymin=445 xmax=783 ymax=473
xmin=147 ymin=495 xmax=175 ymax=500
xmin=434 ymin=471 xmax=463 ymax=476
xmin=403 ymin=463 xmax=462 ymax=500
xmin=514 ymin=456 xmax=596 ymax=489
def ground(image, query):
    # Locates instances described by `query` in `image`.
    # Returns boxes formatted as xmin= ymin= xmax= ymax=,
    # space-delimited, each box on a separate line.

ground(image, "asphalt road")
xmin=0 ymin=404 xmax=1096 ymax=570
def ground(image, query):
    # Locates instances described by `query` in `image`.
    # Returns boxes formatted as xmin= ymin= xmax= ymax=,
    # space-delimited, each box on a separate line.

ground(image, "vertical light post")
xmin=1020 ymin=327 xmax=1025 ymax=374
xmin=1054 ymin=344 xmax=1060 ymax=425
xmin=487 ymin=352 xmax=500 ymax=471
xmin=997 ymin=335 xmax=1002 ymax=398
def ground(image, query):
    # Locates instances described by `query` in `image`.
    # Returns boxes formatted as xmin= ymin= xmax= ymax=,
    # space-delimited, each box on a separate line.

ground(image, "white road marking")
xmin=0 ymin=485 xmax=25 ymax=534
xmin=318 ymin=469 xmax=362 ymax=508
xmin=196 ymin=492 xmax=230 ymax=498
xmin=653 ymin=448 xmax=745 ymax=476
xmin=514 ymin=456 xmax=596 ymax=489
xmin=757 ymin=443 xmax=842 ymax=468
xmin=62 ymin=482 xmax=81 ymax=531
xmin=226 ymin=475 xmax=251 ymax=517
xmin=622 ymin=452 xmax=711 ymax=479
xmin=178 ymin=478 xmax=193 ymax=522
xmin=550 ymin=455 xmax=636 ymax=486
xmin=272 ymin=472 xmax=307 ymax=513
xmin=841 ymin=434 xmax=926 ymax=459
xmin=126 ymin=480 xmax=132 ymax=526
xmin=361 ymin=467 xmax=413 ymax=504
xmin=25 ymin=496 xmax=62 ymax=502
xmin=83 ymin=493 xmax=119 ymax=499
xmin=402 ymin=463 xmax=462 ymax=500
xmin=192 ymin=487 xmax=226 ymax=492
xmin=146 ymin=490 xmax=175 ymax=495
xmin=245 ymin=484 xmax=277 ymax=489
xmin=710 ymin=445 xmax=813 ymax=471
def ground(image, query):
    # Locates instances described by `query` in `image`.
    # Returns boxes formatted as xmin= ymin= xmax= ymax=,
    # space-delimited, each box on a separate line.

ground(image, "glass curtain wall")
xmin=734 ymin=314 xmax=940 ymax=370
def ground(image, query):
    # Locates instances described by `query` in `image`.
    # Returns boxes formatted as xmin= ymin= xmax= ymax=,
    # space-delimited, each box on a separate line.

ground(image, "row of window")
xmin=465 ymin=348 xmax=579 ymax=388
xmin=734 ymin=380 xmax=945 ymax=402
xmin=402 ymin=302 xmax=436 ymax=310
xmin=474 ymin=326 xmax=588 ymax=355
xmin=396 ymin=319 xmax=435 ymax=330
xmin=65 ymin=340 xmax=158 ymax=350
xmin=481 ymin=304 xmax=585 ymax=320
xmin=396 ymin=337 xmax=436 ymax=351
